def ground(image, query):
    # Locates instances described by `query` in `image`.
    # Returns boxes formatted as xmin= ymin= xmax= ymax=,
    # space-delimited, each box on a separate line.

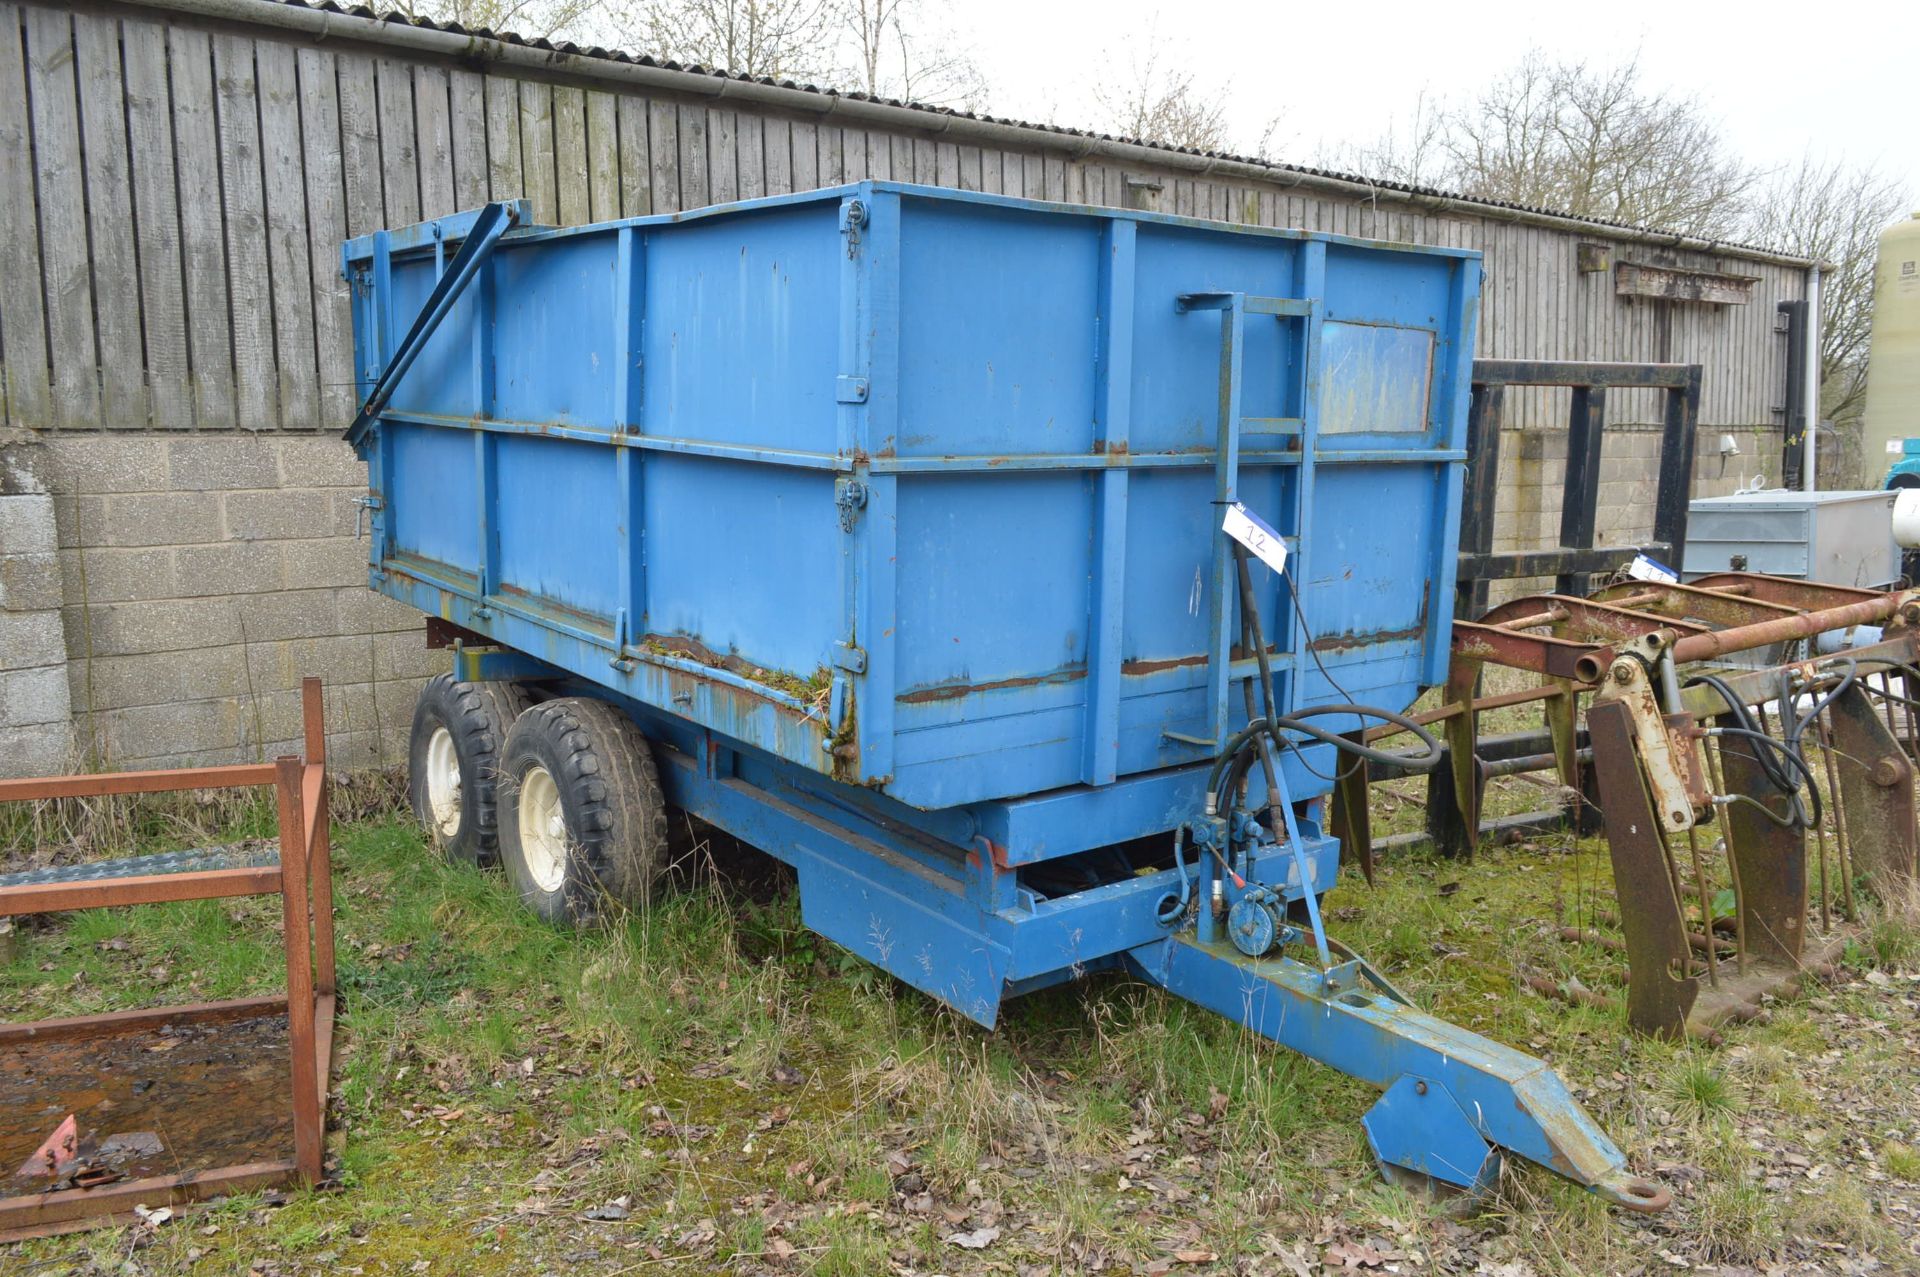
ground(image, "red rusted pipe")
xmin=1669 ymin=594 xmax=1909 ymax=664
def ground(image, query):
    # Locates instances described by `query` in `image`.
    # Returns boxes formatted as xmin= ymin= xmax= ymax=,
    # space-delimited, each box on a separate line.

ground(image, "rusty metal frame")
xmin=0 ymin=678 xmax=335 ymax=1242
xmin=1364 ymin=576 xmax=1920 ymax=1036
xmin=1420 ymin=576 xmax=1920 ymax=857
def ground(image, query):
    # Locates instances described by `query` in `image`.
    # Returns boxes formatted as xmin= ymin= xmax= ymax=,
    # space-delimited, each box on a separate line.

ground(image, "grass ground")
xmin=4 ymin=773 xmax=1919 ymax=1277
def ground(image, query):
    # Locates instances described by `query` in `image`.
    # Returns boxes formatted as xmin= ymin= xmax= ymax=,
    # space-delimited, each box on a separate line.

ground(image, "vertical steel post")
xmin=274 ymin=755 xmax=324 ymax=1184
xmin=1557 ymin=386 xmax=1607 ymax=596
xmin=1083 ymin=218 xmax=1136 ymax=786
xmin=1652 ymin=367 xmax=1702 ymax=564
xmin=1204 ymin=296 xmax=1247 ymax=751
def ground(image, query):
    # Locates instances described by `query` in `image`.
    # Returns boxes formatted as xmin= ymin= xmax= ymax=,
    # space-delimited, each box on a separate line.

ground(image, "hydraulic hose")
xmin=1206 ymin=706 xmax=1444 ymax=816
xmin=1691 ymin=672 xmax=1795 ymax=794
xmin=1707 ymin=724 xmax=1824 ymax=826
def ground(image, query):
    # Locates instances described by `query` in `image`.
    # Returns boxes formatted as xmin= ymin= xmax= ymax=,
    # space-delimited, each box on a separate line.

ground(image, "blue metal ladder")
xmin=1175 ymin=280 xmax=1323 ymax=754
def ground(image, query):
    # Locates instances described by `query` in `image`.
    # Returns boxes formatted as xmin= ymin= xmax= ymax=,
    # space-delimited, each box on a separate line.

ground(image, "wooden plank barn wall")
xmin=0 ymin=0 xmax=1816 ymax=771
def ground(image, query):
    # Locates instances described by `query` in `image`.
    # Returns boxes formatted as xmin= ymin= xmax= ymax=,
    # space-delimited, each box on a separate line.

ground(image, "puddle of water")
xmin=2 ymin=1012 xmax=294 ymax=1190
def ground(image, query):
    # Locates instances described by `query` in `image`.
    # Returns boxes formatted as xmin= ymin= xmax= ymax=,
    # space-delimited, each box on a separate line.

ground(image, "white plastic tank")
xmin=1863 ymin=211 xmax=1920 ymax=475
xmin=1895 ymin=488 xmax=1920 ymax=548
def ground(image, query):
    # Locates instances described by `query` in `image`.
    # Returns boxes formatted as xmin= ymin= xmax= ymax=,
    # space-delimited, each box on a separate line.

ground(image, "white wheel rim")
xmin=516 ymin=765 xmax=569 ymax=894
xmin=424 ymin=726 xmax=462 ymax=838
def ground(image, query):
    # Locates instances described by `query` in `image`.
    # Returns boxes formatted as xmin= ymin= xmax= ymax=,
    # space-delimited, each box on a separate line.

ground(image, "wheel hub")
xmin=517 ymin=765 xmax=569 ymax=893
xmin=424 ymin=726 xmax=462 ymax=838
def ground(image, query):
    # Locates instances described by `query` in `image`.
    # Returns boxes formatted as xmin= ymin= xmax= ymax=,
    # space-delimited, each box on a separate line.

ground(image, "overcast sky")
xmin=952 ymin=0 xmax=1920 ymax=219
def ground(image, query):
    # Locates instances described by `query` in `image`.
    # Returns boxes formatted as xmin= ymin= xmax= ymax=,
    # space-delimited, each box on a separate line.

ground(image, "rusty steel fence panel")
xmin=0 ymin=677 xmax=336 ymax=1241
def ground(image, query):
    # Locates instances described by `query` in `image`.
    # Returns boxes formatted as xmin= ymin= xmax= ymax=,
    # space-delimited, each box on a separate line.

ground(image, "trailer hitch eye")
xmin=1595 ymin=1176 xmax=1673 ymax=1214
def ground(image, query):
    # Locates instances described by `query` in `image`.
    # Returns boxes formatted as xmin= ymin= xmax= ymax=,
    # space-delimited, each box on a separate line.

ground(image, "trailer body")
xmin=344 ymin=184 xmax=1664 ymax=1210
xmin=346 ymin=183 xmax=1470 ymax=810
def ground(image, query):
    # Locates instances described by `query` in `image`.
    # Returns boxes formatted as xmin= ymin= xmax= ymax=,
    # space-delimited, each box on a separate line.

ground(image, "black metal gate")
xmin=1455 ymin=360 xmax=1704 ymax=617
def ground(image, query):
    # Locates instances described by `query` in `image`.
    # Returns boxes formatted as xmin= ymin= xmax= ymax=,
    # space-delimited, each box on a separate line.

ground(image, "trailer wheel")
xmin=407 ymin=674 xmax=534 ymax=868
xmin=497 ymin=697 xmax=668 ymax=926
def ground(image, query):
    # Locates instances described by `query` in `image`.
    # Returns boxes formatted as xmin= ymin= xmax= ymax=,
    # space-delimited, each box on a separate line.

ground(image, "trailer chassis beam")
xmin=1126 ymin=935 xmax=1668 ymax=1210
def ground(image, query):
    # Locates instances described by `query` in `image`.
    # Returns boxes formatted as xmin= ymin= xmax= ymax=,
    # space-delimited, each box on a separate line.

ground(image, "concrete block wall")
xmin=11 ymin=433 xmax=438 ymax=773
xmin=1486 ymin=422 xmax=1780 ymax=605
xmin=0 ymin=442 xmax=75 ymax=774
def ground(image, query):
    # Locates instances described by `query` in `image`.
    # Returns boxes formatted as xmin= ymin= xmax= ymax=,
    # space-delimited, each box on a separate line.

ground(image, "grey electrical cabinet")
xmin=1682 ymin=489 xmax=1900 ymax=587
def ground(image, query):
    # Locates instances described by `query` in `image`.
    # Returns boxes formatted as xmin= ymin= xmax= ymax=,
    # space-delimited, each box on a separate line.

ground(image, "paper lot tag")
xmin=1222 ymin=502 xmax=1287 ymax=575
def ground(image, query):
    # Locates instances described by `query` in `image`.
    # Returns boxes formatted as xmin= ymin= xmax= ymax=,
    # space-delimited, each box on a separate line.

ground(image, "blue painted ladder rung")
xmin=1176 ymin=291 xmax=1312 ymax=317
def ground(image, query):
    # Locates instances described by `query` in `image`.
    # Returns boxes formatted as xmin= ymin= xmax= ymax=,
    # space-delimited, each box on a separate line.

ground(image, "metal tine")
xmin=1816 ymin=710 xmax=1857 ymax=921
xmin=1684 ymin=822 xmax=1718 ymax=988
xmin=1812 ymin=741 xmax=1832 ymax=933
xmin=1702 ymin=732 xmax=1748 ymax=975
xmin=1881 ymin=671 xmax=1904 ymax=750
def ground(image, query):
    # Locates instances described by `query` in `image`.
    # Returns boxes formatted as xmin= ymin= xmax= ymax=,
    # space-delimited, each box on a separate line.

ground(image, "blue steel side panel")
xmin=892 ymin=471 xmax=1091 ymax=711
xmin=1128 ymin=222 xmax=1298 ymax=454
xmin=388 ymin=424 xmax=479 ymax=570
xmin=1288 ymin=462 xmax=1443 ymax=708
xmin=383 ymin=249 xmax=483 ymax=420
xmin=643 ymin=203 xmax=843 ymax=452
xmin=491 ymin=235 xmax=620 ymax=427
xmin=869 ymin=197 xmax=1473 ymax=805
xmin=494 ymin=434 xmax=622 ymax=624
xmin=644 ymin=454 xmax=842 ymax=675
xmin=1119 ymin=467 xmax=1287 ymax=672
xmin=893 ymin=197 xmax=1101 ymax=457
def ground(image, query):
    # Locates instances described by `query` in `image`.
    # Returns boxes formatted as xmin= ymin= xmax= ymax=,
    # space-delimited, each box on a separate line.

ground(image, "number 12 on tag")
xmin=1222 ymin=502 xmax=1288 ymax=575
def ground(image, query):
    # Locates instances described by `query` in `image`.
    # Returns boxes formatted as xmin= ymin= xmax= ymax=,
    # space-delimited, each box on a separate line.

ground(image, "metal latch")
xmin=353 ymin=494 xmax=384 ymax=539
xmin=832 ymin=642 xmax=867 ymax=674
xmin=835 ymin=480 xmax=868 ymax=532
xmin=840 ymin=199 xmax=866 ymax=256
xmin=836 ymin=375 xmax=870 ymax=404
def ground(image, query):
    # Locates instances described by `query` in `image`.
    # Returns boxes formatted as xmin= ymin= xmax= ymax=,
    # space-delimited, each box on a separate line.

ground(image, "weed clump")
xmin=1663 ymin=1054 xmax=1741 ymax=1123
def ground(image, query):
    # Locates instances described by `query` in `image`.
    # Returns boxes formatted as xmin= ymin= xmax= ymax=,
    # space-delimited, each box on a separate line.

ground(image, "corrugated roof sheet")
xmin=267 ymin=0 xmax=1798 ymax=260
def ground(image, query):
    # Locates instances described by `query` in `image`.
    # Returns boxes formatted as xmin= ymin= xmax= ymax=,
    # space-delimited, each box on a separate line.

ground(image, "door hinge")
xmin=836 ymin=375 xmax=870 ymax=404
xmin=832 ymin=642 xmax=867 ymax=674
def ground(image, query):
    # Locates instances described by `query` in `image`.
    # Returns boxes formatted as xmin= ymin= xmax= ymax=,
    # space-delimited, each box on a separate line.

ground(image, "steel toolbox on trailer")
xmin=343 ymin=182 xmax=1666 ymax=1210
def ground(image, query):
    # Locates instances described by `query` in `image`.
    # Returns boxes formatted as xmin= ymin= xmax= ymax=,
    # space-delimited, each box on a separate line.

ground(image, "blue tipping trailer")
xmin=342 ymin=183 xmax=1666 ymax=1210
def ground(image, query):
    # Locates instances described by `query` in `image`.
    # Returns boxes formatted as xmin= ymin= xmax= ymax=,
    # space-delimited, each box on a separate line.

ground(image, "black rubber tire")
xmin=496 ymin=697 xmax=669 ymax=927
xmin=407 ymin=674 xmax=535 ymax=868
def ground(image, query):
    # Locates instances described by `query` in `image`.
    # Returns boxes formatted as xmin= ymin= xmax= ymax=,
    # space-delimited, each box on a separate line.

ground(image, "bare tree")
xmin=1335 ymin=52 xmax=1752 ymax=238
xmin=841 ymin=0 xmax=987 ymax=109
xmin=1095 ymin=47 xmax=1234 ymax=153
xmin=389 ymin=0 xmax=606 ymax=41
xmin=1441 ymin=52 xmax=1752 ymax=237
xmin=619 ymin=0 xmax=842 ymax=80
xmin=1745 ymin=156 xmax=1911 ymax=453
xmin=1319 ymin=89 xmax=1448 ymax=187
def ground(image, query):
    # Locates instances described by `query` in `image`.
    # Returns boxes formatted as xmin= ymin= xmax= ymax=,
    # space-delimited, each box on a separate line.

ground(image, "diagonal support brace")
xmin=344 ymin=200 xmax=520 ymax=450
